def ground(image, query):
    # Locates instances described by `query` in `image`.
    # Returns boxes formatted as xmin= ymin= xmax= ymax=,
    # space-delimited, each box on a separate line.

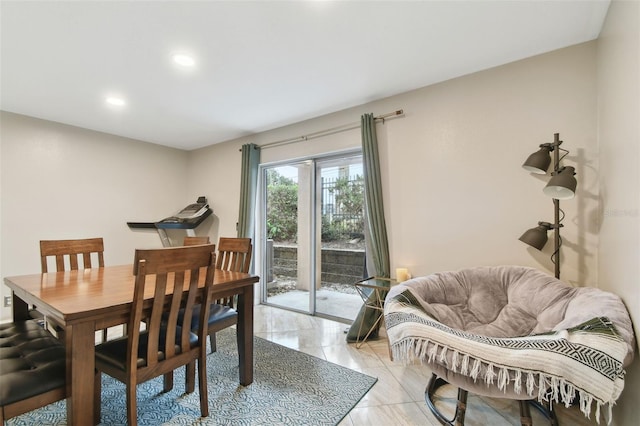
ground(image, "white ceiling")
xmin=1 ymin=0 xmax=611 ymax=150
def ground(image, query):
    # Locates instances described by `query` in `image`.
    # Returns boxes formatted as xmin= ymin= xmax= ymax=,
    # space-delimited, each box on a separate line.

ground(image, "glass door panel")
xmin=261 ymin=153 xmax=365 ymax=322
xmin=263 ymin=162 xmax=313 ymax=313
xmin=315 ymin=155 xmax=364 ymax=321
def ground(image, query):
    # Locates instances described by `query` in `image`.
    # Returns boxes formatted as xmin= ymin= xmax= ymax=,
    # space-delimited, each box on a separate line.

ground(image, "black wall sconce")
xmin=519 ymin=133 xmax=577 ymax=279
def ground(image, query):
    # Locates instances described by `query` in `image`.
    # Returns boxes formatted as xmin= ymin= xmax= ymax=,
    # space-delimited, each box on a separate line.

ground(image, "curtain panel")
xmin=237 ymin=143 xmax=261 ymax=240
xmin=346 ymin=113 xmax=390 ymax=342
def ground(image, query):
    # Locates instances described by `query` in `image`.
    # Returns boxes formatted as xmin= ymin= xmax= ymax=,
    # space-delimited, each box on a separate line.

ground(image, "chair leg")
xmin=209 ymin=332 xmax=217 ymax=352
xmin=198 ymin=356 xmax=209 ymax=418
xmin=185 ymin=361 xmax=196 ymax=394
xmin=425 ymin=373 xmax=468 ymax=426
xmin=454 ymin=388 xmax=468 ymax=426
xmin=519 ymin=400 xmax=533 ymax=426
xmin=126 ymin=381 xmax=137 ymax=426
xmin=94 ymin=371 xmax=102 ymax=425
xmin=163 ymin=371 xmax=174 ymax=393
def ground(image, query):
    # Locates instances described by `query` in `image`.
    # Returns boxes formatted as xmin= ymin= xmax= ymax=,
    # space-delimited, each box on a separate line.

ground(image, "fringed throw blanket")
xmin=385 ymin=289 xmax=628 ymax=424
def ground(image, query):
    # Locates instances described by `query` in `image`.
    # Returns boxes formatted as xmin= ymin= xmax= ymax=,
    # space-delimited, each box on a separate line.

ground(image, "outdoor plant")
xmin=333 ymin=175 xmax=364 ymax=216
xmin=323 ymin=175 xmax=364 ymax=241
xmin=266 ymin=169 xmax=298 ymax=242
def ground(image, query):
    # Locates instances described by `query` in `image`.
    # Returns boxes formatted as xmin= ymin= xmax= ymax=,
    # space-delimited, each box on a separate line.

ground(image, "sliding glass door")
xmin=260 ymin=153 xmax=365 ymax=321
xmin=262 ymin=160 xmax=313 ymax=313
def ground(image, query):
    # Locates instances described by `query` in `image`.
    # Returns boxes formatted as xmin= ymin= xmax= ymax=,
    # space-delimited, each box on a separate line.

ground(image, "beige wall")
xmin=597 ymin=0 xmax=640 ymax=424
xmin=190 ymin=41 xmax=600 ymax=288
xmin=0 ymin=112 xmax=191 ymax=320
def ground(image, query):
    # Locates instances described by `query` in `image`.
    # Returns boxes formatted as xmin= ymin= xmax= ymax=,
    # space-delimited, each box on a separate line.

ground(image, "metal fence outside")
xmin=321 ymin=176 xmax=364 ymax=240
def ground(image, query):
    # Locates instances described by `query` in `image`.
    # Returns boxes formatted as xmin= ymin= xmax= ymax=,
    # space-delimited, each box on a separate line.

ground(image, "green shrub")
xmin=266 ymin=170 xmax=298 ymax=241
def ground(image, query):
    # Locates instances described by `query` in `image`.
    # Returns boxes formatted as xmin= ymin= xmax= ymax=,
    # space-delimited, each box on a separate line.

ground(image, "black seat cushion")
xmin=183 ymin=303 xmax=238 ymax=331
xmin=0 ymin=320 xmax=66 ymax=406
xmin=95 ymin=326 xmax=197 ymax=372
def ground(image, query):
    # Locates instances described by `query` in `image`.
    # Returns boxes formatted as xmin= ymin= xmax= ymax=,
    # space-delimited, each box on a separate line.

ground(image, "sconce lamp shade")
xmin=519 ymin=222 xmax=552 ymax=250
xmin=522 ymin=146 xmax=552 ymax=174
xmin=543 ymin=166 xmax=577 ymax=200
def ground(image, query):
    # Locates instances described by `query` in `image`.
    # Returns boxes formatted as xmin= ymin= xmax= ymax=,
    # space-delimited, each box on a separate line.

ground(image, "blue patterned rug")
xmin=8 ymin=328 xmax=377 ymax=425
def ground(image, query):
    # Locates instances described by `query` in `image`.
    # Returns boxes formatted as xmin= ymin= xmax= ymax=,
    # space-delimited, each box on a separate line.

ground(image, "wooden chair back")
xmin=38 ymin=238 xmax=105 ymax=340
xmin=129 ymin=244 xmax=217 ymax=384
xmin=40 ymin=237 xmax=104 ymax=273
xmin=183 ymin=236 xmax=211 ymax=246
xmin=216 ymin=237 xmax=252 ymax=273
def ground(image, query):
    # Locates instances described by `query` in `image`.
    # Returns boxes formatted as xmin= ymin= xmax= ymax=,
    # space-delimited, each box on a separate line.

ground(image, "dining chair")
xmin=38 ymin=237 xmax=107 ymax=341
xmin=183 ymin=236 xmax=211 ymax=246
xmin=203 ymin=237 xmax=252 ymax=352
xmin=40 ymin=237 xmax=105 ymax=273
xmin=216 ymin=237 xmax=252 ymax=273
xmin=93 ymin=244 xmax=217 ymax=426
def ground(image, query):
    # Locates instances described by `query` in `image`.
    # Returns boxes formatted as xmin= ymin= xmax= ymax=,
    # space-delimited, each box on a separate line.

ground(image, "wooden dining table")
xmin=4 ymin=264 xmax=259 ymax=425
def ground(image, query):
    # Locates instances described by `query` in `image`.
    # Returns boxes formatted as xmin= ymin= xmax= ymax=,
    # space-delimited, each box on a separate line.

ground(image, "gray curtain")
xmin=346 ymin=113 xmax=390 ymax=342
xmin=237 ymin=143 xmax=261 ymax=239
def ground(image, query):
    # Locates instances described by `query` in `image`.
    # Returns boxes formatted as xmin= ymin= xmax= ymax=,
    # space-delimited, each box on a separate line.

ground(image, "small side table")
xmin=353 ymin=276 xmax=396 ymax=348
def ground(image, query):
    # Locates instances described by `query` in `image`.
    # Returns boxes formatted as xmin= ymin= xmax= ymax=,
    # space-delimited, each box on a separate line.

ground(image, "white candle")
xmin=396 ymin=268 xmax=410 ymax=283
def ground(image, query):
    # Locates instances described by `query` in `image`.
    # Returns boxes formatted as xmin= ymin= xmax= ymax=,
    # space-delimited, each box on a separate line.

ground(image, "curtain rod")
xmin=241 ymin=109 xmax=404 ymax=151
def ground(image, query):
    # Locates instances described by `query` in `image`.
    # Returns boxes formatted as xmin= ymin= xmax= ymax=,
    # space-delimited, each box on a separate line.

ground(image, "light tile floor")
xmin=254 ymin=304 xmax=600 ymax=426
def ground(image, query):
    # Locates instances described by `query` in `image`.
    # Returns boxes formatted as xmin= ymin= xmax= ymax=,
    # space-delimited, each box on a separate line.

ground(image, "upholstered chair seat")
xmin=95 ymin=326 xmax=198 ymax=371
xmin=180 ymin=303 xmax=238 ymax=332
xmin=0 ymin=320 xmax=67 ymax=422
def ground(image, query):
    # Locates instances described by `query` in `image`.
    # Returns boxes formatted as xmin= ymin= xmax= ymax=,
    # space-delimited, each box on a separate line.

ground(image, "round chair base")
xmin=424 ymin=373 xmax=559 ymax=426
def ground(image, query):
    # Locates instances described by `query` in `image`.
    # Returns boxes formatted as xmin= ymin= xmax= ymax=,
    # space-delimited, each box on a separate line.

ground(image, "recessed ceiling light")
xmin=105 ymin=96 xmax=126 ymax=106
xmin=172 ymin=53 xmax=196 ymax=67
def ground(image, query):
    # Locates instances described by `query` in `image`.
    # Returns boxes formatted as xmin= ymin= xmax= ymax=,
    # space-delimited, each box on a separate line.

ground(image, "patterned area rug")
xmin=8 ymin=329 xmax=377 ymax=425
